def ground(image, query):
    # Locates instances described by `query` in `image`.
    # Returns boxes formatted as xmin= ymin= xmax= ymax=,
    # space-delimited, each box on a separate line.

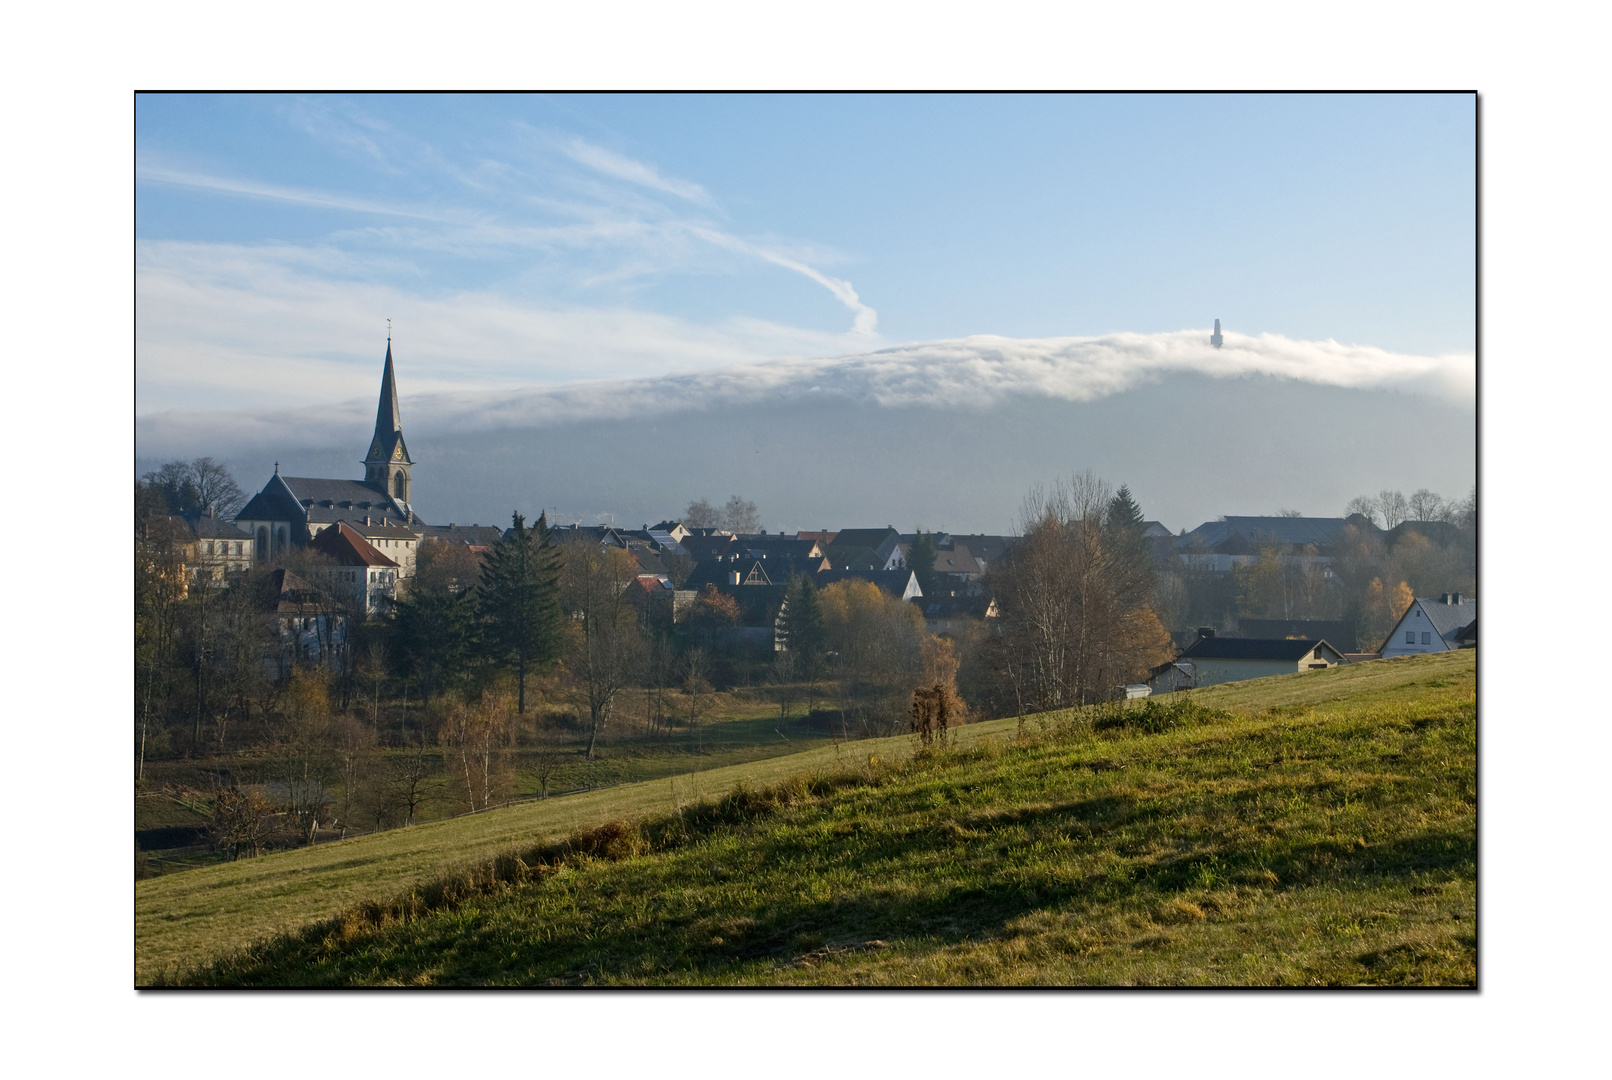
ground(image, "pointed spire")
xmin=375 ymin=340 xmax=401 ymax=439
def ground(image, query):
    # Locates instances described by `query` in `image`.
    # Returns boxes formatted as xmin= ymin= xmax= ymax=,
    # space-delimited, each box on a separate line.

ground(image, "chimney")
xmin=1450 ymin=592 xmax=1462 ymax=604
xmin=728 ymin=571 xmax=741 ymax=586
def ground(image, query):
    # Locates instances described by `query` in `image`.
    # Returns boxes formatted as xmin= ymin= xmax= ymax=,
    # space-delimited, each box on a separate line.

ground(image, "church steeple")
xmin=362 ymin=337 xmax=414 ymax=510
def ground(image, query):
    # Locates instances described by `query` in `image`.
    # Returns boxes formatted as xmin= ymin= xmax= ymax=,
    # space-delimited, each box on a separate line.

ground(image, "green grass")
xmin=143 ymin=651 xmax=1475 ymax=986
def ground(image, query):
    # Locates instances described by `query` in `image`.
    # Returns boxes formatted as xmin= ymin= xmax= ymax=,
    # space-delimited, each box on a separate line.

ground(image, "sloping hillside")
xmin=152 ymin=652 xmax=1476 ymax=986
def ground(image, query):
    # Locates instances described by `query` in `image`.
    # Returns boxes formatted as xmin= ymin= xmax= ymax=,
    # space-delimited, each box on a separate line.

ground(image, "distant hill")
xmin=137 ymin=373 xmax=1475 ymax=536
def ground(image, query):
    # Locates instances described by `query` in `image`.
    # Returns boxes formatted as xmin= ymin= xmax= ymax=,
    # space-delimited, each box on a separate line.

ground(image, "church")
xmin=235 ymin=340 xmax=429 ymax=579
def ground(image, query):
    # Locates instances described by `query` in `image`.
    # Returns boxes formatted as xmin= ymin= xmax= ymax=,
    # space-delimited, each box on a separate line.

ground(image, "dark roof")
xmin=552 ymin=524 xmax=626 ymax=547
xmin=815 ymin=568 xmax=920 ymax=598
xmin=1236 ymin=619 xmax=1358 ymax=653
xmin=682 ymin=534 xmax=737 ymax=562
xmin=932 ymin=545 xmax=982 ymax=576
xmin=1177 ymin=517 xmax=1349 ymax=552
xmin=1387 ymin=520 xmax=1462 ymax=548
xmin=178 ymin=510 xmax=252 ymax=540
xmin=827 ymin=528 xmax=901 ymax=560
xmin=943 ymin=534 xmax=1016 ymax=568
xmin=418 ymin=524 xmax=505 ymax=547
xmin=733 ymin=537 xmax=822 ymax=561
xmin=684 ymin=559 xmax=774 ymax=589
xmin=238 ymin=474 xmax=413 ymax=526
xmin=630 ymin=549 xmax=670 ymax=577
xmin=1455 ymin=618 xmax=1477 ymax=643
xmin=308 ymin=522 xmax=398 ymax=568
xmin=1412 ymin=596 xmax=1478 ymax=638
xmin=254 ymin=568 xmax=329 ymax=613
xmin=1177 ymin=637 xmax=1341 ymax=662
xmin=915 ymin=595 xmax=995 ymax=619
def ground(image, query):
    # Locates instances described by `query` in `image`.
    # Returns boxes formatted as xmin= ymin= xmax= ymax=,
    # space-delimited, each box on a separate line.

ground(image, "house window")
xmin=1422 ymin=632 xmax=1431 ymax=645
xmin=1406 ymin=631 xmax=1416 ymax=645
xmin=1313 ymin=647 xmax=1322 ymax=660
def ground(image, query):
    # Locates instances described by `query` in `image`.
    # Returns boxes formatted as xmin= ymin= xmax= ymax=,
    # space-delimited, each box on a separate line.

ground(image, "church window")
xmin=394 ymin=471 xmax=406 ymax=497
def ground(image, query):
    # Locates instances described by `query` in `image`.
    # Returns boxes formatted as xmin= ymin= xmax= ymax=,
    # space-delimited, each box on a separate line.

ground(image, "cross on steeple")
xmin=362 ymin=338 xmax=413 ymax=508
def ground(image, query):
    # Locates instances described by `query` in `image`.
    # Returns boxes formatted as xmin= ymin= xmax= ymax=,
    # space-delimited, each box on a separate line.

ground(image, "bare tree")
xmin=389 ymin=740 xmax=439 ymax=826
xmin=987 ymin=471 xmax=1171 ymax=711
xmin=142 ymin=458 xmax=246 ymax=517
xmin=438 ymin=689 xmax=516 ymax=813
xmin=684 ymin=498 xmax=720 ymax=529
xmin=190 ymin=457 xmax=247 ymax=517
xmin=722 ymin=495 xmax=762 ymax=534
xmin=332 ymin=714 xmax=375 ymax=838
xmin=1377 ymin=489 xmax=1409 ymax=530
xmin=560 ymin=544 xmax=645 ymax=758
xmin=1344 ymin=495 xmax=1380 ymax=526
xmin=528 ymin=717 xmax=569 ymax=798
xmin=1408 ymin=488 xmax=1446 ymax=522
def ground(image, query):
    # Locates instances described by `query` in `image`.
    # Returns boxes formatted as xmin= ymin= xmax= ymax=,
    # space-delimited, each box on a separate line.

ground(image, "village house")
xmin=306 ymin=521 xmax=401 ymax=616
xmin=1148 ymin=630 xmax=1347 ymax=694
xmin=1379 ymin=593 xmax=1477 ymax=657
xmin=179 ymin=509 xmax=255 ymax=579
xmin=254 ymin=568 xmax=347 ymax=674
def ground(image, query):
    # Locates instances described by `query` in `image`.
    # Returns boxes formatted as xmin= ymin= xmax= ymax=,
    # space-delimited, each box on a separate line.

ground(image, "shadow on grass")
xmin=190 ymin=783 xmax=1475 ymax=987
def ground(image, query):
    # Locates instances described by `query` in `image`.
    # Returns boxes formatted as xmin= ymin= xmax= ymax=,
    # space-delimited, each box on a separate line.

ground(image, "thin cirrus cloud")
xmin=557 ymin=137 xmax=713 ymax=205
xmin=135 ymin=327 xmax=1474 ymax=458
xmin=139 ymin=130 xmax=878 ymax=337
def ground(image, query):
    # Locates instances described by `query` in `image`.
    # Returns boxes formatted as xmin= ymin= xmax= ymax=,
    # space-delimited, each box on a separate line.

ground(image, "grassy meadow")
xmin=142 ymin=651 xmax=1476 ymax=986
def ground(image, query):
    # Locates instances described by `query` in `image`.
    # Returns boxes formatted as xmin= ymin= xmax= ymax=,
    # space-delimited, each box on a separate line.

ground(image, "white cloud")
xmin=135 ymin=240 xmax=873 ymax=412
xmin=558 ymin=137 xmax=712 ymax=204
xmin=137 ymin=324 xmax=1474 ymax=458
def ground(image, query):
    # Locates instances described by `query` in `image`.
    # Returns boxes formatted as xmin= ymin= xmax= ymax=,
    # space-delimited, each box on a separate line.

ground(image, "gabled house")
xmin=814 ymin=568 xmax=924 ymax=602
xmin=932 ymin=544 xmax=983 ymax=583
xmin=551 ymin=524 xmax=628 ymax=549
xmin=1236 ymin=618 xmax=1359 ymax=654
xmin=649 ymin=521 xmax=693 ymax=543
xmin=307 ymin=522 xmax=400 ymax=616
xmin=418 ymin=523 xmax=505 ymax=550
xmin=685 ymin=559 xmax=774 ymax=589
xmin=943 ymin=534 xmax=1016 ymax=574
xmin=916 ymin=594 xmax=998 ymax=637
xmin=796 ymin=529 xmax=839 ymax=547
xmin=826 ymin=527 xmax=904 ymax=571
xmin=1379 ymin=594 xmax=1477 ymax=657
xmin=177 ymin=509 xmax=255 ymax=579
xmin=254 ymin=568 xmax=347 ymax=674
xmin=1176 ymin=516 xmax=1352 ymax=556
xmin=1148 ymin=632 xmax=1347 ymax=694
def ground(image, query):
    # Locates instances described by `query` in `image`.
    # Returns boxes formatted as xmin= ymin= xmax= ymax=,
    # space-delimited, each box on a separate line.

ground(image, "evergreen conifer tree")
xmin=780 ymin=572 xmax=827 ymax=678
xmin=907 ymin=530 xmax=939 ymax=600
xmin=477 ymin=511 xmax=563 ymax=712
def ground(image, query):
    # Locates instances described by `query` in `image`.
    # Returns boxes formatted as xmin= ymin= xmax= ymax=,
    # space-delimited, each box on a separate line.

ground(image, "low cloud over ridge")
xmin=137 ymin=329 xmax=1473 ymax=457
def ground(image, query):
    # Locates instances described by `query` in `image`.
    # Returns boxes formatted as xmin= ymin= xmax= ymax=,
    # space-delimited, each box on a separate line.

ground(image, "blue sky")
xmin=136 ymin=93 xmax=1474 ymax=416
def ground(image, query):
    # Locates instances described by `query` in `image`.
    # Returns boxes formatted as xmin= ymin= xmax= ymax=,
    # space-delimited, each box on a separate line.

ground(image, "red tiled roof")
xmin=308 ymin=521 xmax=399 ymax=568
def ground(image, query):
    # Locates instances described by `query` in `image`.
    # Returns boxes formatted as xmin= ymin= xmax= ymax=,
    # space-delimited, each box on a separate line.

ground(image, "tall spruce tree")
xmin=391 ymin=585 xmax=476 ymax=702
xmin=477 ymin=511 xmax=563 ymax=713
xmin=780 ymin=572 xmax=827 ymax=677
xmin=907 ymin=530 xmax=939 ymax=600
